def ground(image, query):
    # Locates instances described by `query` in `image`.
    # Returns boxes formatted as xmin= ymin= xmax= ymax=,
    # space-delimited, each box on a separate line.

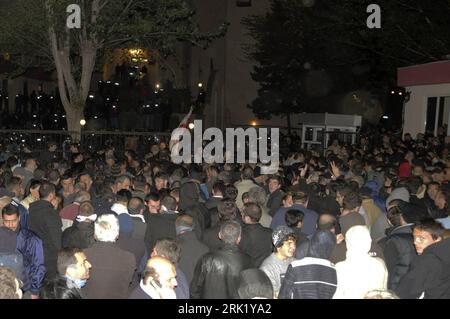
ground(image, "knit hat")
xmin=272 ymin=225 xmax=296 ymax=247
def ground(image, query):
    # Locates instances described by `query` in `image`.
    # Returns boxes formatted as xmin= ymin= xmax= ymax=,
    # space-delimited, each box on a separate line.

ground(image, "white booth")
xmin=299 ymin=113 xmax=362 ymax=152
xmin=399 ymin=61 xmax=450 ymax=138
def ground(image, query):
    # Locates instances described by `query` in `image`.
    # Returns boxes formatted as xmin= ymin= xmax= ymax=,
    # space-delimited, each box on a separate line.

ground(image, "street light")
xmin=251 ymin=120 xmax=257 ymax=127
xmin=80 ymin=119 xmax=87 ymax=126
xmin=188 ymin=123 xmax=195 ymax=130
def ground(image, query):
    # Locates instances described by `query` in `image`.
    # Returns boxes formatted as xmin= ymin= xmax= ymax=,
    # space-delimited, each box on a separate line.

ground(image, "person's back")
xmin=62 ymin=221 xmax=95 ymax=249
xmin=333 ymin=226 xmax=387 ymax=299
xmin=28 ymin=183 xmax=62 ymax=278
xmin=201 ymin=200 xmax=239 ymax=251
xmin=270 ymin=192 xmax=319 ymax=236
xmin=144 ymin=212 xmax=178 ymax=253
xmin=271 ymin=204 xmax=318 ymax=234
xmin=267 ymin=188 xmax=284 ymax=217
xmin=240 ymin=223 xmax=272 ymax=267
xmin=62 ymin=202 xmax=97 ymax=250
xmin=83 ymin=241 xmax=136 ymax=299
xmin=279 ymin=230 xmax=337 ymax=299
xmin=239 ymin=203 xmax=273 ymax=267
xmin=176 ymin=215 xmax=209 ymax=284
xmin=130 ymin=216 xmax=146 ymax=241
xmin=82 ymin=214 xmax=136 ymax=299
xmin=116 ymin=233 xmax=145 ymax=274
xmin=201 ymin=223 xmax=223 ymax=251
xmin=378 ymin=225 xmax=416 ymax=290
xmin=179 ymin=182 xmax=210 ymax=235
xmin=191 ymin=245 xmax=252 ymax=299
xmin=190 ymin=221 xmax=252 ymax=299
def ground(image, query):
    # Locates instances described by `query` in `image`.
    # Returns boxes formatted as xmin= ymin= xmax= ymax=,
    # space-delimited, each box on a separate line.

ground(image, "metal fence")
xmin=0 ymin=129 xmax=172 ymax=157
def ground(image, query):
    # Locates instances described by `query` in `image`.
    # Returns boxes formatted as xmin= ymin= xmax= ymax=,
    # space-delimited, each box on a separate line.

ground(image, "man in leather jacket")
xmin=190 ymin=221 xmax=253 ymax=299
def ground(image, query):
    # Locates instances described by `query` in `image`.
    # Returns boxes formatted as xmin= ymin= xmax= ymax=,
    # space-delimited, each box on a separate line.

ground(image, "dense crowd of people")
xmin=0 ymin=127 xmax=450 ymax=299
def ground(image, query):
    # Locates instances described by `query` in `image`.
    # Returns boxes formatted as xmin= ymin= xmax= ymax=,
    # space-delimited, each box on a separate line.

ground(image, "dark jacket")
xmin=410 ymin=195 xmax=427 ymax=213
xmin=117 ymin=233 xmax=147 ymax=290
xmin=62 ymin=221 xmax=95 ymax=249
xmin=39 ymin=150 xmax=59 ymax=169
xmin=428 ymin=207 xmax=449 ymax=220
xmin=83 ymin=241 xmax=136 ymax=299
xmin=130 ymin=215 xmax=146 ymax=242
xmin=0 ymin=227 xmax=23 ymax=280
xmin=396 ymin=238 xmax=450 ymax=299
xmin=321 ymin=195 xmax=341 ymax=217
xmin=16 ymin=228 xmax=45 ymax=295
xmin=176 ymin=231 xmax=209 ymax=285
xmin=205 ymin=196 xmax=223 ymax=211
xmin=208 ymin=207 xmax=220 ymax=229
xmin=144 ymin=212 xmax=178 ymax=253
xmin=175 ymin=266 xmax=190 ymax=299
xmin=179 ymin=182 xmax=210 ymax=237
xmin=378 ymin=224 xmax=416 ymax=290
xmin=239 ymin=223 xmax=273 ymax=267
xmin=117 ymin=234 xmax=146 ymax=270
xmin=266 ymin=189 xmax=284 ymax=217
xmin=190 ymin=244 xmax=253 ymax=299
xmin=28 ymin=200 xmax=62 ymax=278
xmin=271 ymin=204 xmax=319 ymax=236
xmin=201 ymin=224 xmax=223 ymax=252
xmin=292 ymin=227 xmax=310 ymax=246
xmin=128 ymin=284 xmax=151 ymax=299
xmin=339 ymin=212 xmax=366 ymax=235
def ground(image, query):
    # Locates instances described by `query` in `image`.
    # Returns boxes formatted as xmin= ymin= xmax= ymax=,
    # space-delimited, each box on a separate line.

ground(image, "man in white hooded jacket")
xmin=333 ymin=225 xmax=388 ymax=299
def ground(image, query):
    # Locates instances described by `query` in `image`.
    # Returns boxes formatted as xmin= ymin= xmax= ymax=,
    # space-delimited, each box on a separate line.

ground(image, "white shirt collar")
xmin=130 ymin=214 xmax=146 ymax=223
xmin=111 ymin=203 xmax=128 ymax=215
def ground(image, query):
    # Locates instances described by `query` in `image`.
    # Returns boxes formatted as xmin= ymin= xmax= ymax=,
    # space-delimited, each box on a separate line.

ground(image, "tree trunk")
xmin=65 ymin=106 xmax=84 ymax=141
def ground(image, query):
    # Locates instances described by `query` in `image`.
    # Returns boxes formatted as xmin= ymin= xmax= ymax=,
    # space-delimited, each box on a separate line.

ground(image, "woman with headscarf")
xmin=279 ymin=230 xmax=337 ymax=299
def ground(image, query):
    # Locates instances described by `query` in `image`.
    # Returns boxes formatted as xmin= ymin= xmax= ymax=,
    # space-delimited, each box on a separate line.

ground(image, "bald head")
xmin=146 ymin=256 xmax=174 ymax=273
xmin=318 ymin=214 xmax=338 ymax=233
